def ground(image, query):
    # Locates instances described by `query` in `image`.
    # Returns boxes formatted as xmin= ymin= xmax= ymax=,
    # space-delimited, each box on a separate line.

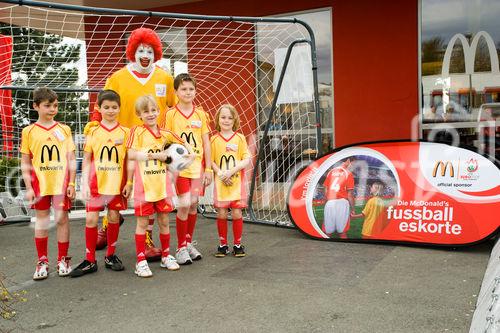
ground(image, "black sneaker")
xmin=104 ymin=254 xmax=124 ymax=271
xmin=214 ymin=245 xmax=229 ymax=258
xmin=69 ymin=260 xmax=97 ymax=278
xmin=233 ymin=245 xmax=246 ymax=257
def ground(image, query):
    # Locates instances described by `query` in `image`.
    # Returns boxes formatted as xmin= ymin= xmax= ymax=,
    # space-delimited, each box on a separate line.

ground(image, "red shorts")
xmin=86 ymin=194 xmax=127 ymax=212
xmin=31 ymin=195 xmax=71 ymax=211
xmin=214 ymin=200 xmax=247 ymax=209
xmin=134 ymin=198 xmax=174 ymax=216
xmin=176 ymin=176 xmax=203 ymax=196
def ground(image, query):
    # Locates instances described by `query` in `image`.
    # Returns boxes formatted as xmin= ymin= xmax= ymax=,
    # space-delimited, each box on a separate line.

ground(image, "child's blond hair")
xmin=370 ymin=180 xmax=385 ymax=196
xmin=215 ymin=104 xmax=240 ymax=132
xmin=135 ymin=95 xmax=158 ymax=117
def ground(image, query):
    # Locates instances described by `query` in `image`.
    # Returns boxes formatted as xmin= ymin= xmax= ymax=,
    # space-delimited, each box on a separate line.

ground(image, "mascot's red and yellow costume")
xmin=86 ymin=28 xmax=176 ymax=260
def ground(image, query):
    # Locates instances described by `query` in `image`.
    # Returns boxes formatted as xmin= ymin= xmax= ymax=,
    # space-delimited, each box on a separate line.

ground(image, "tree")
xmin=0 ymin=23 xmax=88 ymax=134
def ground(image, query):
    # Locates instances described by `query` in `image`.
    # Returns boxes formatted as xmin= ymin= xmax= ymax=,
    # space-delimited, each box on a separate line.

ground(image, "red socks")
xmin=34 ymin=237 xmax=48 ymax=262
xmin=85 ymin=226 xmax=97 ymax=262
xmin=34 ymin=237 xmax=70 ymax=263
xmin=233 ymin=218 xmax=243 ymax=246
xmin=106 ymin=222 xmax=120 ymax=257
xmin=186 ymin=213 xmax=197 ymax=244
xmin=135 ymin=234 xmax=146 ymax=262
xmin=176 ymin=216 xmax=187 ymax=249
xmin=159 ymin=233 xmax=171 ymax=258
xmin=216 ymin=218 xmax=228 ymax=246
xmin=57 ymin=241 xmax=69 ymax=262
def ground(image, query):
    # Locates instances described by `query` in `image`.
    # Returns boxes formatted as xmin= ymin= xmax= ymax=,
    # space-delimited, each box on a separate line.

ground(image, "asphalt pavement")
xmin=0 ymin=215 xmax=494 ymax=332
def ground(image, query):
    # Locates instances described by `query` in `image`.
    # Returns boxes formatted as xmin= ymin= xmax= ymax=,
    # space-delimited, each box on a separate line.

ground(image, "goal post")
xmin=0 ymin=0 xmax=323 ymax=226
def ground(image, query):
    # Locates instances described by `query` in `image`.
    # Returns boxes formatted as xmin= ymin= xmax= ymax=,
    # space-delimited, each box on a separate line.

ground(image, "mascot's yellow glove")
xmin=83 ymin=121 xmax=99 ymax=136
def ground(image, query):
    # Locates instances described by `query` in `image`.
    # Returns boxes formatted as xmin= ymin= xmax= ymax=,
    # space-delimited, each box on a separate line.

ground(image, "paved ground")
xmin=0 ymin=215 xmax=494 ymax=332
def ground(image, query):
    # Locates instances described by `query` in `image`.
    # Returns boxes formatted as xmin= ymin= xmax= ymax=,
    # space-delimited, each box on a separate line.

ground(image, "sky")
xmin=422 ymin=0 xmax=500 ymax=44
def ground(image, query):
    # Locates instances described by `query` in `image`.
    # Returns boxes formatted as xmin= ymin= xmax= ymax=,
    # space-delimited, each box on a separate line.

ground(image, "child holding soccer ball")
xmin=127 ymin=95 xmax=191 ymax=277
xmin=210 ymin=104 xmax=251 ymax=257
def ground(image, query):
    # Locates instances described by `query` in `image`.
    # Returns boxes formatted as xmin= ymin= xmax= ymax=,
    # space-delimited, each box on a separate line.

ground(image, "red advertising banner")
xmin=288 ymin=141 xmax=499 ymax=246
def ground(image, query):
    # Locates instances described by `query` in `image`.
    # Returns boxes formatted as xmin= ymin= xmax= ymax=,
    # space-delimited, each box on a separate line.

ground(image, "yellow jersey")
xmin=84 ymin=123 xmax=129 ymax=195
xmin=20 ymin=122 xmax=76 ymax=196
xmin=210 ymin=132 xmax=250 ymax=202
xmin=126 ymin=125 xmax=183 ymax=202
xmin=104 ymin=65 xmax=176 ymax=128
xmin=160 ymin=105 xmax=210 ymax=178
xmin=361 ymin=196 xmax=386 ymax=237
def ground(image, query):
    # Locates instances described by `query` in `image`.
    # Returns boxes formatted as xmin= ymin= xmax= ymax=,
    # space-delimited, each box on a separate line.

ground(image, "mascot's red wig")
xmin=126 ymin=28 xmax=163 ymax=63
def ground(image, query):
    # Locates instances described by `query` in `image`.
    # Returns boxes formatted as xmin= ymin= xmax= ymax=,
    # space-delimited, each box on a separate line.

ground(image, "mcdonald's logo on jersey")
xmin=220 ymin=155 xmax=236 ymax=170
xmin=99 ymin=146 xmax=119 ymax=164
xmin=181 ymin=132 xmax=197 ymax=148
xmin=432 ymin=161 xmax=455 ymax=178
xmin=145 ymin=149 xmax=163 ymax=167
xmin=40 ymin=145 xmax=60 ymax=163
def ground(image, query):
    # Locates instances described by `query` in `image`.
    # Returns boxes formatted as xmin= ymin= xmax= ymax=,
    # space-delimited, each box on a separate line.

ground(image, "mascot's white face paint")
xmin=133 ymin=44 xmax=155 ymax=73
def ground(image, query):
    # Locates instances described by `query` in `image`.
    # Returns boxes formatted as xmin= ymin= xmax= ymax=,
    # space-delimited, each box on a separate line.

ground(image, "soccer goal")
xmin=0 ymin=0 xmax=322 ymax=227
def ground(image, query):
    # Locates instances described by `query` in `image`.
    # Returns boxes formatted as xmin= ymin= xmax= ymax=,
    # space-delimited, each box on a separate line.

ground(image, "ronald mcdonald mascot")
xmin=85 ymin=27 xmax=176 ymax=260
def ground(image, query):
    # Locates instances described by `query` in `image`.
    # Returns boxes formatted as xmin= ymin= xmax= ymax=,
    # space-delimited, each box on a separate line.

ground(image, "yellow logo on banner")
xmin=432 ymin=161 xmax=455 ymax=178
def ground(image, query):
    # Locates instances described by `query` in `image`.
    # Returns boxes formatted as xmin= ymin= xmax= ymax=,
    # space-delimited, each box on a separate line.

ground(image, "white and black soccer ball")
xmin=164 ymin=143 xmax=190 ymax=172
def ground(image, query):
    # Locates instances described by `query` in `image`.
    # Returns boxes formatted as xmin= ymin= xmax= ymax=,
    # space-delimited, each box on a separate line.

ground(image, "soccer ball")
xmin=164 ymin=143 xmax=190 ymax=172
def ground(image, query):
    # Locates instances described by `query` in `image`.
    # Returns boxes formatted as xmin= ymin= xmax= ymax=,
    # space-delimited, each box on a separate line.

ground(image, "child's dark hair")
xmin=174 ymin=73 xmax=196 ymax=90
xmin=97 ymin=89 xmax=121 ymax=107
xmin=33 ymin=87 xmax=57 ymax=105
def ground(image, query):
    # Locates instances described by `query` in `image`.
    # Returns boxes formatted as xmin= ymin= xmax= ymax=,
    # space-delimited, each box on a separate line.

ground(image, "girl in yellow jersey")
xmin=351 ymin=180 xmax=387 ymax=238
xmin=210 ymin=104 xmax=251 ymax=257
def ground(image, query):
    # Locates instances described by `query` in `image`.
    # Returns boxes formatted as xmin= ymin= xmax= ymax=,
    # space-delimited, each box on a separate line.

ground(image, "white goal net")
xmin=0 ymin=0 xmax=322 ymax=226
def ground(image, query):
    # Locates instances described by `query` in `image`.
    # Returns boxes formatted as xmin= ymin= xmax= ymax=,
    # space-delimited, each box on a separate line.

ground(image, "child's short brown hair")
xmin=135 ymin=94 xmax=158 ymax=117
xmin=33 ymin=87 xmax=57 ymax=105
xmin=215 ymin=104 xmax=240 ymax=131
xmin=174 ymin=73 xmax=196 ymax=90
xmin=97 ymin=89 xmax=121 ymax=107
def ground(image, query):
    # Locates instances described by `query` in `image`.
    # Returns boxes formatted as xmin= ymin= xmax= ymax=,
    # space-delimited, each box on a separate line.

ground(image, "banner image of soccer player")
xmin=312 ymin=155 xmax=398 ymax=240
xmin=288 ymin=141 xmax=500 ymax=246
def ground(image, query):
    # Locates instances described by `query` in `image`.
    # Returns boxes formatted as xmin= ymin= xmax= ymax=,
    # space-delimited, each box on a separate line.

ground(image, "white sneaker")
xmin=175 ymin=247 xmax=192 ymax=265
xmin=57 ymin=256 xmax=72 ymax=277
xmin=187 ymin=241 xmax=202 ymax=261
xmin=33 ymin=261 xmax=49 ymax=280
xmin=135 ymin=260 xmax=153 ymax=278
xmin=160 ymin=255 xmax=180 ymax=271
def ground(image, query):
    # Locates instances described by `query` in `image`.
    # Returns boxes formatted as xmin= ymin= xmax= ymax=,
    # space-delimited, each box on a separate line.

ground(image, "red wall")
xmin=150 ymin=0 xmax=419 ymax=147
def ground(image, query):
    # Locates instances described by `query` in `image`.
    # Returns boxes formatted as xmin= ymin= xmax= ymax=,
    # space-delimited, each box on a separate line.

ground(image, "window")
xmin=420 ymin=0 xmax=500 ymax=152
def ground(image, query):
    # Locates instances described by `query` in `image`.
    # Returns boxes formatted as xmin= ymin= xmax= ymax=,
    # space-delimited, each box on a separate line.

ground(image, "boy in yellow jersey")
xmin=210 ymin=104 xmax=251 ymax=257
xmin=70 ymin=90 xmax=130 ymax=277
xmin=20 ymin=87 xmax=76 ymax=280
xmin=127 ymin=95 xmax=192 ymax=277
xmin=159 ymin=73 xmax=213 ymax=265
xmin=87 ymin=28 xmax=176 ymax=257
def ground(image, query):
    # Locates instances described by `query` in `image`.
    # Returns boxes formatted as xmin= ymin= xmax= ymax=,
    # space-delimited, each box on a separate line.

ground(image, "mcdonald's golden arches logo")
xmin=220 ymin=154 xmax=236 ymax=170
xmin=145 ymin=149 xmax=163 ymax=167
xmin=99 ymin=145 xmax=119 ymax=164
xmin=181 ymin=132 xmax=197 ymax=148
xmin=40 ymin=145 xmax=60 ymax=163
xmin=432 ymin=161 xmax=455 ymax=178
